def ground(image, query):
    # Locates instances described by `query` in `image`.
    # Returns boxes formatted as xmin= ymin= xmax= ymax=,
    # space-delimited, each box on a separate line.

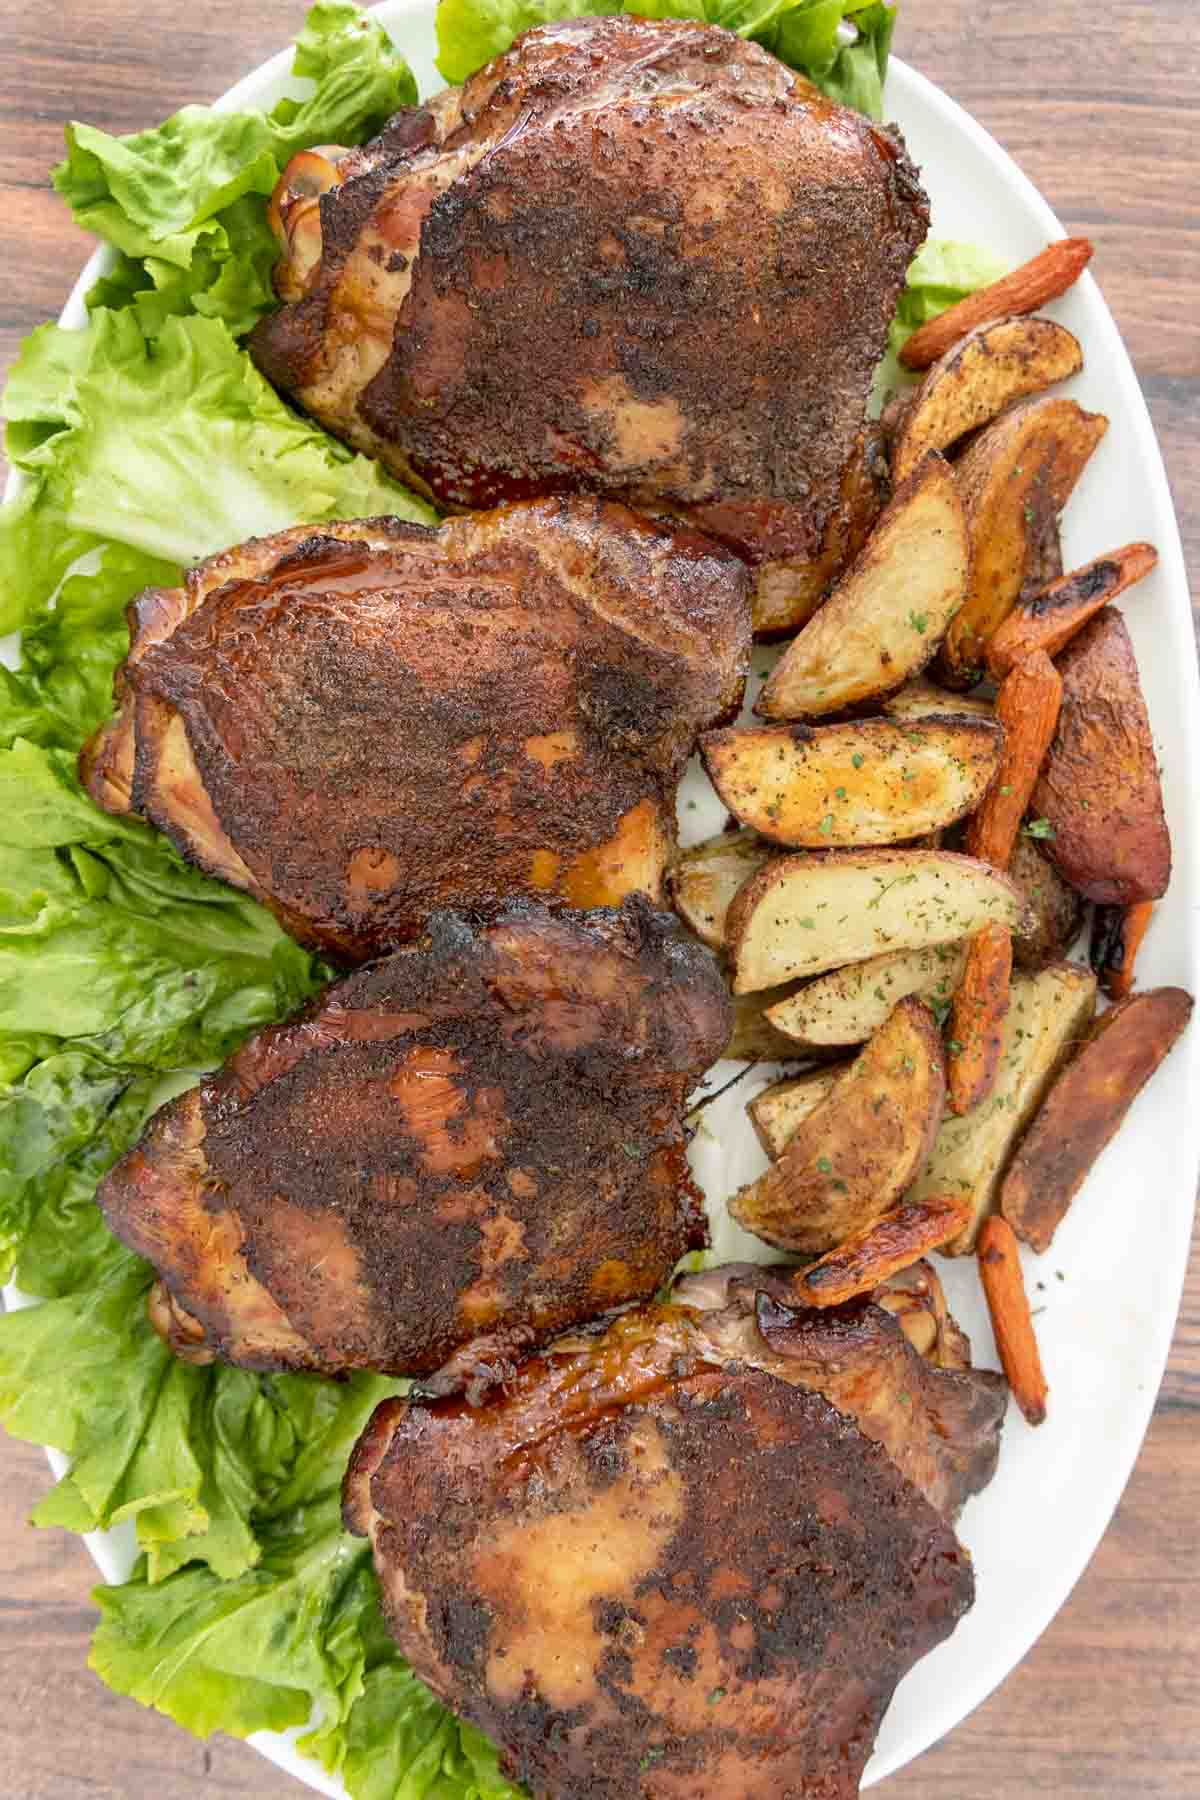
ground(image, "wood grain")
xmin=0 ymin=2 xmax=1196 ymax=1796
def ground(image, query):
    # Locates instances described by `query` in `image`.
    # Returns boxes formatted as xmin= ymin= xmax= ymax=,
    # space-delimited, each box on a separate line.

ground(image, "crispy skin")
xmin=97 ymin=901 xmax=729 ymax=1376
xmin=249 ymin=16 xmax=928 ymax=623
xmin=346 ymin=1275 xmax=997 ymax=1800
xmin=1031 ymin=607 xmax=1171 ymax=905
xmin=81 ymin=499 xmax=749 ymax=962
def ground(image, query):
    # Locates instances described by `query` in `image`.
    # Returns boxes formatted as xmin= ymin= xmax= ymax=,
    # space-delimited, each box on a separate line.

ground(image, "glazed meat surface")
xmin=346 ymin=1270 xmax=997 ymax=1799
xmin=81 ymin=499 xmax=749 ymax=961
xmin=97 ymin=901 xmax=730 ymax=1376
xmin=249 ymin=16 xmax=929 ymax=629
xmin=669 ymin=1263 xmax=1006 ymax=1521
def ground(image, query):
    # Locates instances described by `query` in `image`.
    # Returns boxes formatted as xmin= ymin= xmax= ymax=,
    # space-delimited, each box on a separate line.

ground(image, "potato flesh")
xmin=748 ymin=1067 xmax=845 ymax=1158
xmin=730 ymin=998 xmax=946 ymax=1253
xmin=883 ymin=680 xmax=995 ymax=722
xmin=756 ymin=454 xmax=968 ymax=720
xmin=908 ymin=961 xmax=1097 ymax=1254
xmin=669 ymin=830 xmax=771 ymax=951
xmin=766 ymin=942 xmax=968 ymax=1048
xmin=727 ymin=850 xmax=1029 ymax=993
xmin=703 ymin=718 xmax=1001 ymax=849
xmin=891 ymin=317 xmax=1084 ymax=484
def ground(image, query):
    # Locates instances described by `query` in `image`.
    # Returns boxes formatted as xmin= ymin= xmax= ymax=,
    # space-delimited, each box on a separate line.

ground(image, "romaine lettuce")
xmin=874 ymin=237 xmax=1012 ymax=399
xmin=0 ymin=308 xmax=435 ymax=632
xmin=53 ymin=1 xmax=419 ymax=338
xmin=434 ymin=0 xmax=897 ymax=117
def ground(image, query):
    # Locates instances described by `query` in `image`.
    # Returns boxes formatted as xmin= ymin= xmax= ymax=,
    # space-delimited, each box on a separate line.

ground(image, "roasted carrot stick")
xmin=987 ymin=542 xmax=1158 ymax=678
xmin=963 ymin=651 xmax=1062 ymax=869
xmin=977 ymin=1215 xmax=1048 ymax=1425
xmin=899 ymin=238 xmax=1094 ymax=370
xmin=947 ymin=923 xmax=1012 ymax=1115
xmin=1090 ymin=900 xmax=1156 ymax=1000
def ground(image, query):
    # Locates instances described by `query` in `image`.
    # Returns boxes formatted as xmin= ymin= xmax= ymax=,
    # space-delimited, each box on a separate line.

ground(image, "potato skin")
xmin=937 ymin=395 xmax=1107 ymax=687
xmin=730 ymin=997 xmax=946 ymax=1253
xmin=702 ymin=716 xmax=1002 ymax=848
xmin=892 ymin=316 xmax=1084 ymax=484
xmin=755 ymin=452 xmax=968 ymax=720
xmin=1031 ymin=607 xmax=1171 ymax=904
xmin=1008 ymin=832 xmax=1084 ymax=969
xmin=1001 ymin=987 xmax=1193 ymax=1252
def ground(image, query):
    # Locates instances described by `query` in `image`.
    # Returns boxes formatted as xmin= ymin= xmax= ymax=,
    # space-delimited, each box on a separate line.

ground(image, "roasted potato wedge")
xmin=756 ymin=455 xmax=968 ymax=720
xmin=793 ymin=1194 xmax=972 ymax=1308
xmin=726 ymin=849 xmax=1030 ymax=994
xmin=908 ymin=961 xmax=1097 ymax=1254
xmin=1031 ymin=607 xmax=1171 ymax=904
xmin=892 ymin=317 xmax=1084 ymax=484
xmin=702 ymin=717 xmax=1002 ymax=850
xmin=937 ymin=396 xmax=1108 ymax=686
xmin=1008 ymin=832 xmax=1084 ymax=970
xmin=748 ymin=1067 xmax=845 ymax=1158
xmin=882 ymin=678 xmax=995 ymax=723
xmin=987 ymin=542 xmax=1158 ymax=678
xmin=730 ymin=998 xmax=946 ymax=1253
xmin=750 ymin=427 xmax=887 ymax=637
xmin=1000 ymin=987 xmax=1193 ymax=1253
xmin=1090 ymin=900 xmax=1155 ymax=1000
xmin=725 ymin=988 xmax=810 ymax=1062
xmin=765 ymin=942 xmax=968 ymax=1049
xmin=668 ymin=830 xmax=772 ymax=951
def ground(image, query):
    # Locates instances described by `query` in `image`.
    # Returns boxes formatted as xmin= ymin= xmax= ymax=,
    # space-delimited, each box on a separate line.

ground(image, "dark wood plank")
xmin=0 ymin=3 xmax=1197 ymax=1796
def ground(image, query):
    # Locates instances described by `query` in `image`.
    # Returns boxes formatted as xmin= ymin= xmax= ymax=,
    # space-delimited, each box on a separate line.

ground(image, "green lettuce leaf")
xmin=0 ymin=540 xmax=180 ymax=754
xmin=0 ymin=307 xmax=435 ymax=631
xmin=53 ymin=2 xmax=417 ymax=337
xmin=91 ymin=1490 xmax=521 ymax=1798
xmin=875 ymin=237 xmax=1011 ymax=397
xmin=435 ymin=0 xmax=897 ymax=116
xmin=0 ymin=1230 xmax=398 ymax=1581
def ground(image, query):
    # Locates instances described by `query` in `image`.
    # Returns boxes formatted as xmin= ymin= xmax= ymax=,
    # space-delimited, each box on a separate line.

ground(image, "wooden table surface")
xmin=2 ymin=2 xmax=1197 ymax=1795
